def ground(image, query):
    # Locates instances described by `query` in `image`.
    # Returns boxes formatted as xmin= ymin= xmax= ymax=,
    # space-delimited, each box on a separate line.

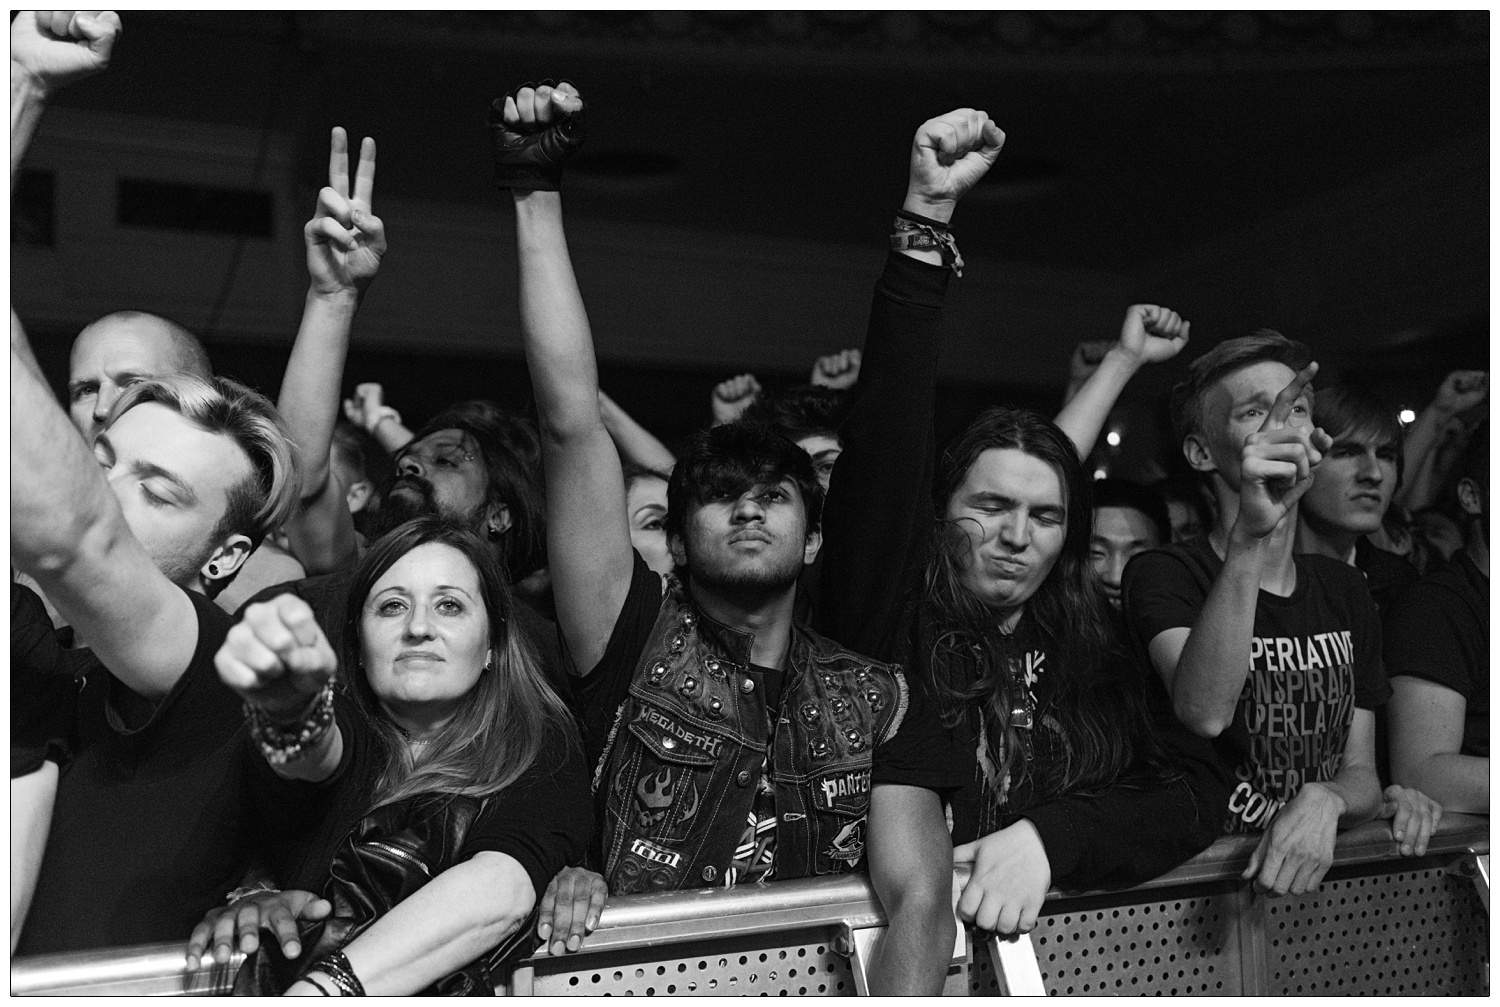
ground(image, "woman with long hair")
xmin=814 ymin=109 xmax=1228 ymax=993
xmin=189 ymin=516 xmax=590 ymax=995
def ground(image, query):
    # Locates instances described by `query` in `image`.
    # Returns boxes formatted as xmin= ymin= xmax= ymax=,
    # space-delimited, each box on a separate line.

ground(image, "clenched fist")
xmin=489 ymin=80 xmax=585 ymax=191
xmin=904 ymin=108 xmax=1005 ymax=225
xmin=12 ymin=10 xmax=121 ymax=95
xmin=215 ymin=594 xmax=338 ymax=720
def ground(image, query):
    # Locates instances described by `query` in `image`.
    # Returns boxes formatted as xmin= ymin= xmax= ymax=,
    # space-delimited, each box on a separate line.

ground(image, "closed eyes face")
xmin=944 ymin=448 xmax=1068 ymax=618
xmin=393 ymin=429 xmax=490 ymax=517
xmin=93 ymin=401 xmax=254 ymax=587
xmin=360 ymin=542 xmax=493 ymax=717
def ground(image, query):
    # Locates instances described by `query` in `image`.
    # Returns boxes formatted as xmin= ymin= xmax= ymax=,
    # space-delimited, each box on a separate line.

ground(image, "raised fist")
xmin=711 ymin=373 xmax=761 ymax=426
xmin=1117 ymin=304 xmax=1190 ymax=367
xmin=305 ymin=127 xmax=387 ymax=298
xmin=215 ymin=594 xmax=338 ymax=721
xmin=1432 ymin=370 xmax=1487 ymax=419
xmin=489 ymin=80 xmax=585 ymax=192
xmin=904 ymin=108 xmax=1005 ymax=224
xmin=11 ymin=10 xmax=121 ymax=95
xmin=810 ymin=349 xmax=861 ymax=391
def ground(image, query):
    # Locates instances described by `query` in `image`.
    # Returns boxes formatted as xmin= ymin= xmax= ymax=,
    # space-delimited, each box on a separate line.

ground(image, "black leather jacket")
xmin=596 ymin=580 xmax=907 ymax=894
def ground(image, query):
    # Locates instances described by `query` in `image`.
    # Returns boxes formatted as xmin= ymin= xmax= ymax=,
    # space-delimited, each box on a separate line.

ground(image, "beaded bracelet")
xmin=891 ymin=214 xmax=965 ymax=277
xmin=312 ymin=950 xmax=366 ymax=996
xmin=246 ymin=680 xmax=336 ymax=766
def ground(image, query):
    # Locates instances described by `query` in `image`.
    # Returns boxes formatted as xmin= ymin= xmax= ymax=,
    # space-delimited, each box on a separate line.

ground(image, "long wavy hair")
xmin=341 ymin=516 xmax=577 ymax=810
xmin=925 ymin=407 xmax=1172 ymax=805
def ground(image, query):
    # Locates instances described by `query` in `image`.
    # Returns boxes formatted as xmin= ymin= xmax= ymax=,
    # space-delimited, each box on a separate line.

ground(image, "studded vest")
xmin=596 ymin=581 xmax=908 ymax=894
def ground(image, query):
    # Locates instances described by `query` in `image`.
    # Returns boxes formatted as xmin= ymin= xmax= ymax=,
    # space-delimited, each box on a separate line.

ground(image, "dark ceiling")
xmin=50 ymin=11 xmax=1488 ymax=273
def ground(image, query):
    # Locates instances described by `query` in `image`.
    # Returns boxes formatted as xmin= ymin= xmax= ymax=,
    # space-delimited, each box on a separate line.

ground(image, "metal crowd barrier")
xmin=13 ymin=813 xmax=1488 ymax=996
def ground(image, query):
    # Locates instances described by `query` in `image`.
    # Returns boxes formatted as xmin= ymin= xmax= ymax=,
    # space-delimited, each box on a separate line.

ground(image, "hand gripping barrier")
xmin=12 ymin=813 xmax=1488 ymax=996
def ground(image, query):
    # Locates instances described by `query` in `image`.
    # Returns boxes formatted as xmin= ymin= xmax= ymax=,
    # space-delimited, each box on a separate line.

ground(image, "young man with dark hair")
xmin=1123 ymin=332 xmax=1442 ymax=897
xmin=1385 ymin=424 xmax=1488 ymax=813
xmin=495 ymin=83 xmax=909 ymax=957
xmin=1296 ymin=384 xmax=1419 ymax=613
xmin=1090 ymin=478 xmax=1171 ymax=611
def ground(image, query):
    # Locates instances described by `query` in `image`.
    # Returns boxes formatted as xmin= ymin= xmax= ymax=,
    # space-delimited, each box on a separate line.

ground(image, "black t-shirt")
xmin=574 ymin=551 xmax=670 ymax=769
xmin=1382 ymin=550 xmax=1488 ymax=758
xmin=11 ymin=584 xmax=79 ymax=778
xmin=1124 ymin=536 xmax=1390 ymax=834
xmin=17 ymin=589 xmax=325 ymax=954
xmin=271 ymin=697 xmax=593 ymax=904
xmin=1354 ymin=537 xmax=1420 ymax=615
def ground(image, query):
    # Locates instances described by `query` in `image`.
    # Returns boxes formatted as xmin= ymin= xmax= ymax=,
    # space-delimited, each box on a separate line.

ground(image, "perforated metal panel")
xmin=1265 ymin=867 xmax=1489 ymax=995
xmin=529 ymin=928 xmax=857 ymax=995
xmin=969 ymin=894 xmax=1244 ymax=995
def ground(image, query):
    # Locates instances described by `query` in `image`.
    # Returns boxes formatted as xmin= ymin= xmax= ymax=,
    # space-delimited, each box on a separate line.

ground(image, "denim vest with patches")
xmin=596 ymin=582 xmax=907 ymax=894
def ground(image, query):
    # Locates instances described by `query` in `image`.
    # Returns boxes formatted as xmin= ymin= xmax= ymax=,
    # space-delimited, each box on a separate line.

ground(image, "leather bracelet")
xmin=895 ymin=206 xmax=951 ymax=231
xmin=313 ymin=950 xmax=366 ymax=997
xmin=890 ymin=216 xmax=965 ymax=277
xmin=246 ymin=680 xmax=336 ymax=766
xmin=303 ymin=973 xmax=336 ymax=996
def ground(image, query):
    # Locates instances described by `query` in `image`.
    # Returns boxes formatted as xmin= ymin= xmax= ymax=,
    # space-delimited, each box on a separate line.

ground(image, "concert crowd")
xmin=10 ymin=11 xmax=1488 ymax=996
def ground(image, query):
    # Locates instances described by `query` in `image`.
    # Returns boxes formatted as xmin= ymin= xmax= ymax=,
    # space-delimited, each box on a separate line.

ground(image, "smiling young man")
xmin=1123 ymin=332 xmax=1441 ymax=900
xmin=495 ymin=82 xmax=906 ymax=931
xmin=11 ymin=313 xmax=304 ymax=953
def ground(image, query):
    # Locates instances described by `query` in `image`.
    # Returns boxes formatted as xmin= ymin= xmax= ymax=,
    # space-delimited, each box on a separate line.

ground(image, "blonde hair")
xmin=106 ymin=373 xmax=301 ymax=551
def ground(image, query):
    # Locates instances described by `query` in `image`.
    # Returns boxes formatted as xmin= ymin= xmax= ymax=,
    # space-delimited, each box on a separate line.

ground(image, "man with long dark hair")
xmin=810 ymin=110 xmax=1228 ymax=993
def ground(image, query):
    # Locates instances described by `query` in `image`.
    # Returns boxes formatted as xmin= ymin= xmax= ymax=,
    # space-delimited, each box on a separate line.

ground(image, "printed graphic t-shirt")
xmin=1123 ymin=536 xmax=1390 ymax=834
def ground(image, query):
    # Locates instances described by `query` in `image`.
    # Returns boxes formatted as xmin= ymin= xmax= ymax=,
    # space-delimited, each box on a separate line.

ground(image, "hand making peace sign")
xmin=305 ymin=126 xmax=387 ymax=298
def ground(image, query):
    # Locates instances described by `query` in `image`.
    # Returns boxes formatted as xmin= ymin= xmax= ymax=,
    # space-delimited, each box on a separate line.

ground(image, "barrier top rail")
xmin=11 ymin=812 xmax=1487 ymax=996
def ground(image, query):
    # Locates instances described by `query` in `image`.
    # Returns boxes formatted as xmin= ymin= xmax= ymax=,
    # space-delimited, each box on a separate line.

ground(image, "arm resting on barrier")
xmin=294 ymin=851 xmax=535 ymax=996
xmin=9 ymin=815 xmax=1488 ymax=995
xmin=1389 ymin=676 xmax=1488 ymax=815
xmin=867 ymin=784 xmax=955 ymax=995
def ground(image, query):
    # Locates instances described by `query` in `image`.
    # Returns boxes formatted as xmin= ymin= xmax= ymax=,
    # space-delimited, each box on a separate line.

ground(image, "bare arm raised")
xmin=11 ymin=311 xmax=198 ymax=699
xmin=12 ymin=10 xmax=121 ymax=189
xmin=1053 ymin=304 xmax=1189 ymax=459
xmin=279 ymin=127 xmax=388 ymax=573
xmin=501 ymin=82 xmax=633 ymax=675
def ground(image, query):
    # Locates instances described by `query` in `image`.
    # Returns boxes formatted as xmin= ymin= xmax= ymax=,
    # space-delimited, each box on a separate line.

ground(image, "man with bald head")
xmin=67 ymin=310 xmax=212 ymax=442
